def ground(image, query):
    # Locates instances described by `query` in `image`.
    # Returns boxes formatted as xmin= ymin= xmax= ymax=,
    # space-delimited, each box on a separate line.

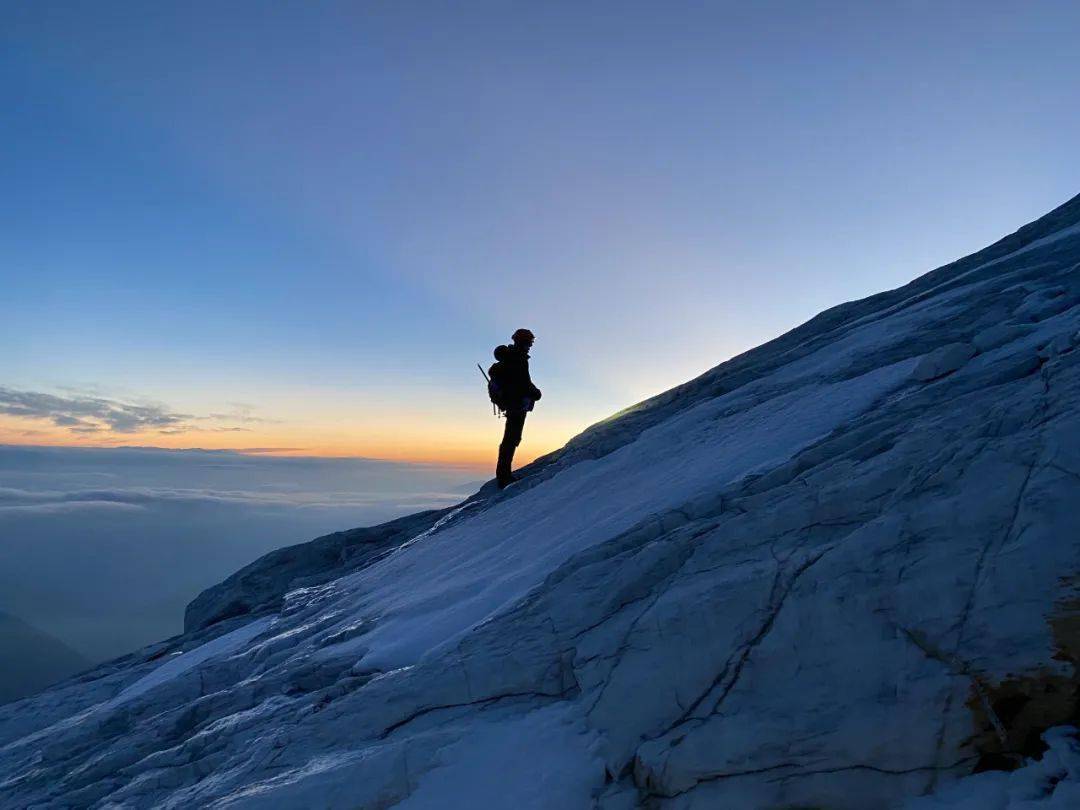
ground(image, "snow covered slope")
xmin=3 ymin=195 xmax=1080 ymax=808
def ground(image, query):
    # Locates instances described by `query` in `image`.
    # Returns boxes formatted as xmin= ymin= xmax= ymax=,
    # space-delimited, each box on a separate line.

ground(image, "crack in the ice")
xmin=926 ymin=444 xmax=1039 ymax=786
xmin=1045 ymin=461 xmax=1080 ymax=484
xmin=581 ymin=526 xmax=717 ymax=715
xmin=656 ymin=754 xmax=980 ymax=798
xmin=666 ymin=546 xmax=833 ymax=734
xmin=898 ymin=625 xmax=1008 ymax=747
xmin=568 ymin=550 xmax=685 ymax=643
xmin=954 ymin=456 xmax=1037 ymax=652
xmin=378 ymin=686 xmax=576 ymax=740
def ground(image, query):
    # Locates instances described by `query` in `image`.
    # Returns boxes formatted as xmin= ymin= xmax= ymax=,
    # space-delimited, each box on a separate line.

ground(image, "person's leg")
xmin=496 ymin=410 xmax=527 ymax=486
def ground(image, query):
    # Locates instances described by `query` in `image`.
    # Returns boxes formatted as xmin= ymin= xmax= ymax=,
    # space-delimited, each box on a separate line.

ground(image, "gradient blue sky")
xmin=3 ymin=1 xmax=1080 ymax=463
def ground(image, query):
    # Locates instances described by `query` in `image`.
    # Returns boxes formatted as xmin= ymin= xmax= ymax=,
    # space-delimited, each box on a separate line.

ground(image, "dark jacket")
xmin=489 ymin=344 xmax=542 ymax=411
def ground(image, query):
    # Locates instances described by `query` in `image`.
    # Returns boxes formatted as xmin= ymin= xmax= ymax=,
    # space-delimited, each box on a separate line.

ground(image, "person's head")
xmin=511 ymin=328 xmax=535 ymax=349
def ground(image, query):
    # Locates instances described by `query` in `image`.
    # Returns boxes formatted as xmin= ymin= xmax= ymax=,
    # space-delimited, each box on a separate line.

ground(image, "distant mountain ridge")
xmin=3 ymin=194 xmax=1080 ymax=807
xmin=0 ymin=610 xmax=89 ymax=705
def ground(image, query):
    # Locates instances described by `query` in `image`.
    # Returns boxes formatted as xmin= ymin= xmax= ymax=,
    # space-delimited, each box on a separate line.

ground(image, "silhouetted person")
xmin=489 ymin=328 xmax=542 ymax=489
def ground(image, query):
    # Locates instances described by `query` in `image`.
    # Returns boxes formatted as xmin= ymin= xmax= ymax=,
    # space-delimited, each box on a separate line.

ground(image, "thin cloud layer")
xmin=0 ymin=387 xmax=267 ymax=438
xmin=0 ymin=500 xmax=147 ymax=516
xmin=0 ymin=485 xmax=462 ymax=513
xmin=0 ymin=387 xmax=189 ymax=433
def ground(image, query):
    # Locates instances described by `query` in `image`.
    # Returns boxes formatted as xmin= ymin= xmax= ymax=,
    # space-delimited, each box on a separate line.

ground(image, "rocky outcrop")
xmin=184 ymin=508 xmax=448 ymax=632
xmin=3 ymin=195 xmax=1080 ymax=809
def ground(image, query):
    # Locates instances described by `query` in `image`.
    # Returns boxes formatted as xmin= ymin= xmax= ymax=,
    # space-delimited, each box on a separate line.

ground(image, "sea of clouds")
xmin=0 ymin=445 xmax=481 ymax=663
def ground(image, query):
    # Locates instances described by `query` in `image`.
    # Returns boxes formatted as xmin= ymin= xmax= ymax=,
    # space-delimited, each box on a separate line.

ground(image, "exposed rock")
xmin=905 ymin=726 xmax=1080 ymax=809
xmin=183 ymin=508 xmax=448 ymax=632
xmin=1014 ymin=287 xmax=1072 ymax=322
xmin=973 ymin=323 xmax=1032 ymax=353
xmin=911 ymin=342 xmax=977 ymax=381
xmin=1040 ymin=331 xmax=1077 ymax=360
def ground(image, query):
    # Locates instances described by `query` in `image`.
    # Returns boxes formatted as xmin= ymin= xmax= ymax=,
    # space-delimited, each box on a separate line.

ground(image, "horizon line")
xmin=0 ymin=441 xmax=496 ymax=470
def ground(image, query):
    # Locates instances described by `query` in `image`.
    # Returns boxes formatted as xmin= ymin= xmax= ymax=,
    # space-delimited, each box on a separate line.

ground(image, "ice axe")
xmin=478 ymin=363 xmax=498 ymax=417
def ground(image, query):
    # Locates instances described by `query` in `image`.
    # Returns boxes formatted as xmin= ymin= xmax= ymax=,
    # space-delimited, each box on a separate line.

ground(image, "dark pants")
xmin=497 ymin=409 xmax=527 ymax=484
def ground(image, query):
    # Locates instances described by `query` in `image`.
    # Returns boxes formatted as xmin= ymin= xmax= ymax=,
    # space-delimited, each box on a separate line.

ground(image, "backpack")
xmin=487 ymin=376 xmax=506 ymax=412
xmin=484 ymin=345 xmax=514 ymax=413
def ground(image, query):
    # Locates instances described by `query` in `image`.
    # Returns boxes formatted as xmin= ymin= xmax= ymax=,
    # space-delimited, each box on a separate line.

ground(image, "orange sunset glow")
xmin=0 ymin=410 xmax=586 ymax=468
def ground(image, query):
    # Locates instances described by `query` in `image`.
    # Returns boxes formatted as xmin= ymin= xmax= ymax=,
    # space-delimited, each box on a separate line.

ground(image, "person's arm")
xmin=522 ymin=356 xmax=541 ymax=400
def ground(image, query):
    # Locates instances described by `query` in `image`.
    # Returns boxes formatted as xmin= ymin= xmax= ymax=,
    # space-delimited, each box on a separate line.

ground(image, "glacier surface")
xmin=3 ymin=195 xmax=1080 ymax=808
